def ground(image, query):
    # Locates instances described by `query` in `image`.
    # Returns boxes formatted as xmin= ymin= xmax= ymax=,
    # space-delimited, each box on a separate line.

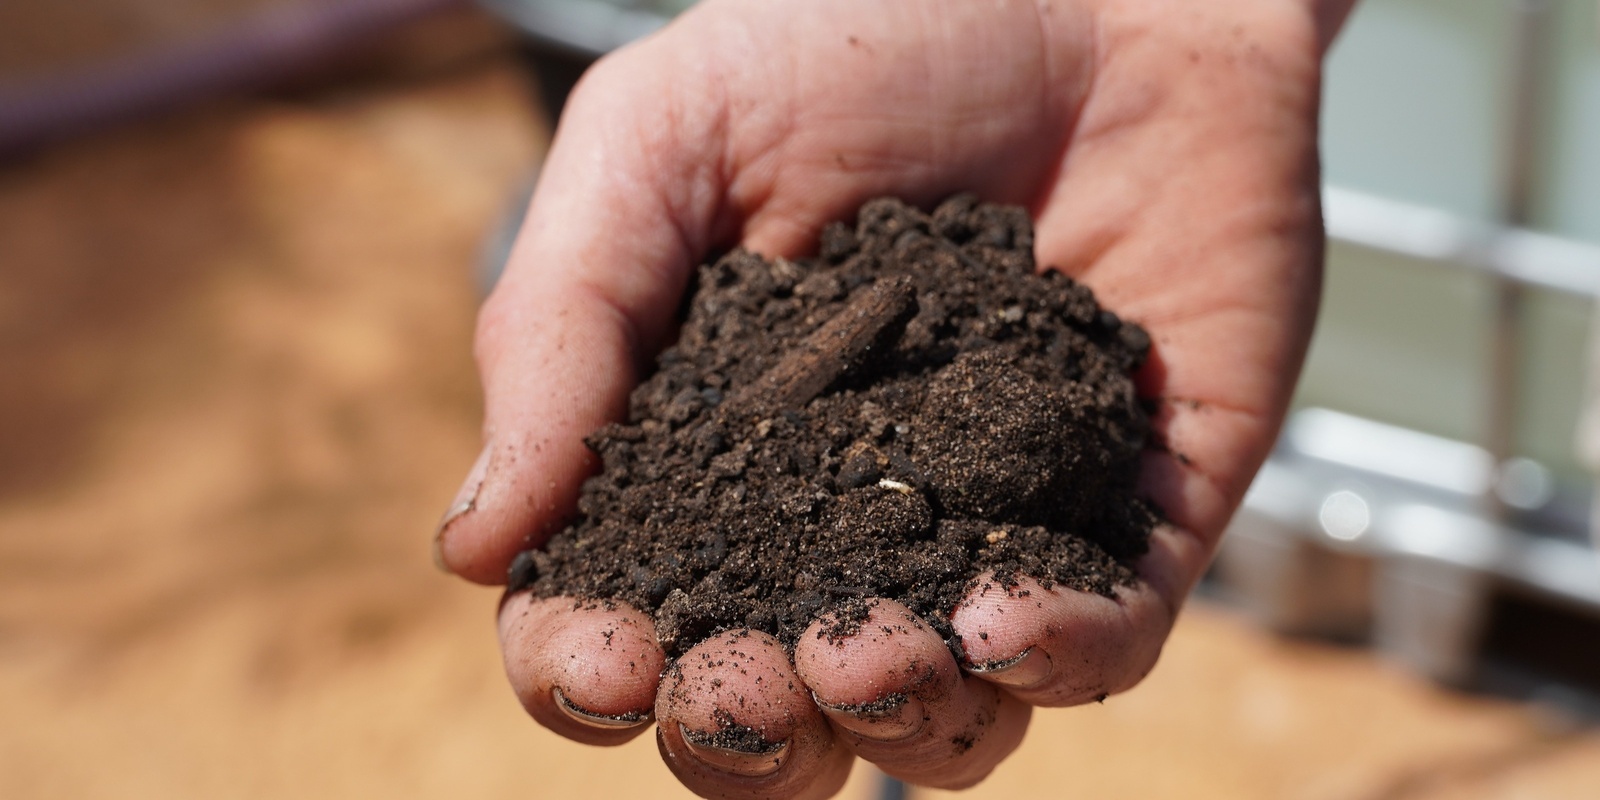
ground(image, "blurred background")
xmin=3 ymin=1 xmax=1599 ymax=798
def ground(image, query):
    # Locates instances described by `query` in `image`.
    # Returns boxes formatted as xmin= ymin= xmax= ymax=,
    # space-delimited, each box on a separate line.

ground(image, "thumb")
xmin=433 ymin=51 xmax=727 ymax=584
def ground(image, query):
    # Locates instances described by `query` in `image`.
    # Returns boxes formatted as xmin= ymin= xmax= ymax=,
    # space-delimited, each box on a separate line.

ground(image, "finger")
xmin=656 ymin=630 xmax=851 ymax=800
xmin=950 ymin=524 xmax=1207 ymax=706
xmin=498 ymin=592 xmax=665 ymax=746
xmin=793 ymin=599 xmax=1030 ymax=789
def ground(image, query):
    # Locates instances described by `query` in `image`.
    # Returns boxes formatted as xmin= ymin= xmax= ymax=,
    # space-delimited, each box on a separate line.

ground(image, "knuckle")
xmin=563 ymin=46 xmax=658 ymax=121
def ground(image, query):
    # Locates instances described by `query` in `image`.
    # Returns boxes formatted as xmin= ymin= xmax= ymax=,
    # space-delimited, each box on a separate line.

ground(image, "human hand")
xmin=436 ymin=0 xmax=1350 ymax=796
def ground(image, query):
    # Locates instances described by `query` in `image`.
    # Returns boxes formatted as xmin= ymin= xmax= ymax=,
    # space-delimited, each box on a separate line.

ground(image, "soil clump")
xmin=512 ymin=196 xmax=1158 ymax=659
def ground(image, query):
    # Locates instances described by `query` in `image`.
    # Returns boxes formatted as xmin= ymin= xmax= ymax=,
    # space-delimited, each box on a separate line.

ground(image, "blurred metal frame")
xmin=1221 ymin=0 xmax=1600 ymax=707
xmin=1228 ymin=183 xmax=1600 ymax=693
xmin=1324 ymin=186 xmax=1600 ymax=298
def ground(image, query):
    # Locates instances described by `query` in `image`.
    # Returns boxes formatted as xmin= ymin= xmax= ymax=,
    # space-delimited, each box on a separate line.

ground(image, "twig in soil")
xmin=722 ymin=275 xmax=918 ymax=417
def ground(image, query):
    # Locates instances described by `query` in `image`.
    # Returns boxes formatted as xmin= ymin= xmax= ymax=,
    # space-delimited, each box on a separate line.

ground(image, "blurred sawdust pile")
xmin=0 ymin=14 xmax=657 ymax=798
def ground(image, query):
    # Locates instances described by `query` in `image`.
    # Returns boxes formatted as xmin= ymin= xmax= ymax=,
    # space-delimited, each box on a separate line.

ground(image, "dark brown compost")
xmin=511 ymin=196 xmax=1158 ymax=659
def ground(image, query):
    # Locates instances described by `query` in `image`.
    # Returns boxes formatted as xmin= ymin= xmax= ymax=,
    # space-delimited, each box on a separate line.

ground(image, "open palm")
xmin=437 ymin=0 xmax=1340 ymax=796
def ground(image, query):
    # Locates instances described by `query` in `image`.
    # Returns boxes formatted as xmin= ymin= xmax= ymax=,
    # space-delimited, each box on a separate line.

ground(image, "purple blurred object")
xmin=0 ymin=0 xmax=462 ymax=155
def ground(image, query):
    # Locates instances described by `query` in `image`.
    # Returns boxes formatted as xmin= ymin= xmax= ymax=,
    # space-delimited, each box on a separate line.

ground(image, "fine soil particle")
xmin=684 ymin=709 xmax=788 ymax=755
xmin=513 ymin=196 xmax=1158 ymax=658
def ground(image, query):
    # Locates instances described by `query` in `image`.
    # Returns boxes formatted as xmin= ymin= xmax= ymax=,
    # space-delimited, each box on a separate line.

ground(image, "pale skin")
xmin=437 ymin=0 xmax=1359 ymax=796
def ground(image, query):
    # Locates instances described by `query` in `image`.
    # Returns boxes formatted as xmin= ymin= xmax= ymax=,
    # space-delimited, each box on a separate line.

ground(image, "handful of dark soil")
xmin=511 ymin=196 xmax=1158 ymax=659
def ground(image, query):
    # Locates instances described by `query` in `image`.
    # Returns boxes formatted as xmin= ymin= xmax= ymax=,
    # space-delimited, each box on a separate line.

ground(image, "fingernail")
xmin=678 ymin=722 xmax=789 ymax=777
xmin=551 ymin=687 xmax=652 ymax=731
xmin=432 ymin=445 xmax=492 ymax=572
xmin=813 ymin=691 xmax=925 ymax=742
xmin=967 ymin=646 xmax=1053 ymax=689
